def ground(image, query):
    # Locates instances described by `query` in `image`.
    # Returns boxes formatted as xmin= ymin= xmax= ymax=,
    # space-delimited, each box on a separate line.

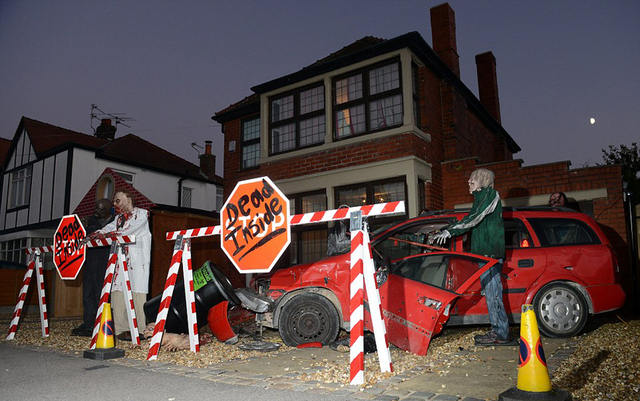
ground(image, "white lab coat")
xmin=95 ymin=207 xmax=152 ymax=294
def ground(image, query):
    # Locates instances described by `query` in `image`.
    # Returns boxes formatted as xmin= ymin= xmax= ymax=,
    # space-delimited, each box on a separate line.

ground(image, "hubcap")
xmin=539 ymin=288 xmax=582 ymax=331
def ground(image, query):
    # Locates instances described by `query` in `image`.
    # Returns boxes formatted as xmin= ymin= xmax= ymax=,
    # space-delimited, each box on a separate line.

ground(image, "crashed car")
xmin=242 ymin=207 xmax=625 ymax=355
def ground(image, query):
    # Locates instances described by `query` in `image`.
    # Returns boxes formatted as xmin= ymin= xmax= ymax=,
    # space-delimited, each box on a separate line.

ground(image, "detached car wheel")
xmin=278 ymin=293 xmax=340 ymax=346
xmin=533 ymin=283 xmax=588 ymax=338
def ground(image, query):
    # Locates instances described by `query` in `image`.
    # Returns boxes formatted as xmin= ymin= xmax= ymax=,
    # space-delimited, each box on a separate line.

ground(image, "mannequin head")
xmin=468 ymin=168 xmax=495 ymax=194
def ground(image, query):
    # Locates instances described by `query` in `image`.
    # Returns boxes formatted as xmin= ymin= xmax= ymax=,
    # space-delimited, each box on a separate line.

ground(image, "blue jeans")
xmin=480 ymin=260 xmax=509 ymax=341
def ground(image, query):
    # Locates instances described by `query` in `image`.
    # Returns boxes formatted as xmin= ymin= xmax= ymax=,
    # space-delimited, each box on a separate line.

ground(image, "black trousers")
xmin=81 ymin=247 xmax=110 ymax=329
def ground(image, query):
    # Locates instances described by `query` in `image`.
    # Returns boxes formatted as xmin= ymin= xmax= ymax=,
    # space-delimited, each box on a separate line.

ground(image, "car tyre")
xmin=533 ymin=282 xmax=588 ymax=338
xmin=278 ymin=293 xmax=340 ymax=347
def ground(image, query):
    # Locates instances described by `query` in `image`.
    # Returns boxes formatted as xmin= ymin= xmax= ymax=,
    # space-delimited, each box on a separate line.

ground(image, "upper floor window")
xmin=334 ymin=60 xmax=402 ymax=140
xmin=270 ymin=85 xmax=325 ymax=155
xmin=412 ymin=63 xmax=421 ymax=128
xmin=242 ymin=117 xmax=260 ymax=169
xmin=181 ymin=187 xmax=192 ymax=208
xmin=8 ymin=165 xmax=32 ymax=209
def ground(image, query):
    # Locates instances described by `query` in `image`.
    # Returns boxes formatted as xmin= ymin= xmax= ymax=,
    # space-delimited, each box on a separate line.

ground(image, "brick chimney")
xmin=199 ymin=140 xmax=216 ymax=180
xmin=94 ymin=118 xmax=116 ymax=140
xmin=430 ymin=3 xmax=460 ymax=78
xmin=475 ymin=51 xmax=501 ymax=123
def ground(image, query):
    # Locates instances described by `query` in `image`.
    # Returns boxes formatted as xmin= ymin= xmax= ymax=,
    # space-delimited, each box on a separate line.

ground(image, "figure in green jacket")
xmin=432 ymin=168 xmax=510 ymax=345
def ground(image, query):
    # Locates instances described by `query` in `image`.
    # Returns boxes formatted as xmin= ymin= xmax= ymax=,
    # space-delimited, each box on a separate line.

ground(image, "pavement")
xmin=1 ymin=325 xmax=577 ymax=401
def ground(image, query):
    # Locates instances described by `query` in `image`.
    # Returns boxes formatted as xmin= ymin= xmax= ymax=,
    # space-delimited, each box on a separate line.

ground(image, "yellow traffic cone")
xmin=84 ymin=303 xmax=125 ymax=360
xmin=96 ymin=304 xmax=115 ymax=349
xmin=499 ymin=304 xmax=571 ymax=401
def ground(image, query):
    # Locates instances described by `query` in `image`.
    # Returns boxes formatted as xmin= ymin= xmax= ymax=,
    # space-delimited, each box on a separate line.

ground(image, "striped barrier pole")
xmin=89 ymin=238 xmax=136 ymax=349
xmin=147 ymin=236 xmax=185 ymax=360
xmin=165 ymin=201 xmax=406 ymax=240
xmin=349 ymin=211 xmax=365 ymax=386
xmin=181 ymin=238 xmax=199 ymax=352
xmin=119 ymin=251 xmax=141 ymax=346
xmin=6 ymin=253 xmax=40 ymax=340
xmin=35 ymin=253 xmax=50 ymax=338
xmin=362 ymin=228 xmax=393 ymax=373
xmin=90 ymin=245 xmax=119 ymax=349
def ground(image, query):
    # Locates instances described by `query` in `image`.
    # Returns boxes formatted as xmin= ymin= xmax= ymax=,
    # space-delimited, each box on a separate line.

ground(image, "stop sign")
xmin=53 ymin=214 xmax=87 ymax=280
xmin=220 ymin=177 xmax=290 ymax=273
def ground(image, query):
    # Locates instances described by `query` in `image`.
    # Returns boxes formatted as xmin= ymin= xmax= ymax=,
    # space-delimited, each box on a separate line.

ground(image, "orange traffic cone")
xmin=83 ymin=303 xmax=125 ymax=360
xmin=499 ymin=304 xmax=571 ymax=401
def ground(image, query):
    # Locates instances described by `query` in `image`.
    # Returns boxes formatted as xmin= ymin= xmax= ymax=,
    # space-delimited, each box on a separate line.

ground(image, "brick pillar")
xmin=430 ymin=3 xmax=460 ymax=78
xmin=475 ymin=51 xmax=501 ymax=123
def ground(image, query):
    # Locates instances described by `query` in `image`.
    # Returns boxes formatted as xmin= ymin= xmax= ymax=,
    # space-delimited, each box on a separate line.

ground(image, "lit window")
xmin=333 ymin=60 xmax=403 ymax=140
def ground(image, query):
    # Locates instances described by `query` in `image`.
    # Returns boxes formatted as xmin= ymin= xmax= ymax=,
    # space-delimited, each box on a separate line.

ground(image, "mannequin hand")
xmin=431 ymin=229 xmax=451 ymax=245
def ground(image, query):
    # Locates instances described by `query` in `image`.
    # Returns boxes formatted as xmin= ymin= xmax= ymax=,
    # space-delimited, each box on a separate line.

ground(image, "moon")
xmin=590 ymin=118 xmax=596 ymax=125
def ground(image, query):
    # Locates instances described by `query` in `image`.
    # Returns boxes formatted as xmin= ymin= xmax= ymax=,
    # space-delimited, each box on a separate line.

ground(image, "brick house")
xmin=213 ymin=3 xmax=633 ymax=302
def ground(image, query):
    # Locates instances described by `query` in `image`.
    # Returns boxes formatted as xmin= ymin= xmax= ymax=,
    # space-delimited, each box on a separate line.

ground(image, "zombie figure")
xmin=89 ymin=190 xmax=152 ymax=341
xmin=431 ymin=168 xmax=510 ymax=345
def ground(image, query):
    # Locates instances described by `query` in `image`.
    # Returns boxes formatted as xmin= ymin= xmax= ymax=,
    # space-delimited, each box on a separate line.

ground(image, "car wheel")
xmin=533 ymin=283 xmax=588 ymax=338
xmin=278 ymin=293 xmax=340 ymax=347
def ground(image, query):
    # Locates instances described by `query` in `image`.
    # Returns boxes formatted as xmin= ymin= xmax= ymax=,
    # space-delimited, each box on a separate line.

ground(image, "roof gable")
xmin=4 ymin=117 xmax=218 ymax=182
xmin=73 ymin=167 xmax=157 ymax=216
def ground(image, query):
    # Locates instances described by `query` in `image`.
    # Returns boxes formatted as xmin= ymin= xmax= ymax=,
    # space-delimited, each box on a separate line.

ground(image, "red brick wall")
xmin=73 ymin=168 xmax=156 ymax=218
xmin=442 ymin=158 xmax=633 ymax=307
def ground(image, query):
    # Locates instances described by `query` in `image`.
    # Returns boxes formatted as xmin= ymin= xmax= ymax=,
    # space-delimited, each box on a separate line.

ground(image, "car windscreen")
xmin=527 ymin=218 xmax=601 ymax=246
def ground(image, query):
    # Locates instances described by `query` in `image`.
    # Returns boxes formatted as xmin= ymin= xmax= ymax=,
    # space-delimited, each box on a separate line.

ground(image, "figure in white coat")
xmin=89 ymin=190 xmax=152 ymax=341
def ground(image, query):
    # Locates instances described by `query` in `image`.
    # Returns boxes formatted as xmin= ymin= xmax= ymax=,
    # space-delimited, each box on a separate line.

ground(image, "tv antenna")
xmin=90 ymin=104 xmax=136 ymax=132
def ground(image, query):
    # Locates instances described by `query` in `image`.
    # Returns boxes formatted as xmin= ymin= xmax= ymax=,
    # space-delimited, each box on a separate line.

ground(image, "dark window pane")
xmin=528 ymin=218 xmax=600 ymax=246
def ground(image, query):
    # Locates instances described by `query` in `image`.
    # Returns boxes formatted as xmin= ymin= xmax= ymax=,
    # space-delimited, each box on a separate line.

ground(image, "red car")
xmin=247 ymin=208 xmax=625 ymax=355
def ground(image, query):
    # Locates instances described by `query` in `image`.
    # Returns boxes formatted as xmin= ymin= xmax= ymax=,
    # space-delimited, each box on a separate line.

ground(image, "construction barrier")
xmin=499 ymin=304 xmax=571 ymax=401
xmin=5 ymin=234 xmax=139 ymax=349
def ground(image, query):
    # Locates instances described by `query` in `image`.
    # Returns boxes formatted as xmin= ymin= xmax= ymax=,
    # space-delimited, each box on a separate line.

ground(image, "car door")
xmin=373 ymin=252 xmax=496 ymax=355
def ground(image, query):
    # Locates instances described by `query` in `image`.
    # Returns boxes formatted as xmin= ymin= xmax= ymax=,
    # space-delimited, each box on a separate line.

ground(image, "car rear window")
xmin=527 ymin=218 xmax=601 ymax=246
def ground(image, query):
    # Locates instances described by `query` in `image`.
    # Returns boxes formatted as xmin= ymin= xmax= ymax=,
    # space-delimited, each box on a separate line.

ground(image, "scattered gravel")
xmin=3 ymin=313 xmax=639 ymax=400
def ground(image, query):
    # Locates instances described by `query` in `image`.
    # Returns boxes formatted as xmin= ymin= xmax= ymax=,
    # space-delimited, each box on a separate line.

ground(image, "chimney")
xmin=430 ymin=3 xmax=460 ymax=78
xmin=475 ymin=51 xmax=501 ymax=123
xmin=94 ymin=118 xmax=116 ymax=140
xmin=199 ymin=140 xmax=216 ymax=180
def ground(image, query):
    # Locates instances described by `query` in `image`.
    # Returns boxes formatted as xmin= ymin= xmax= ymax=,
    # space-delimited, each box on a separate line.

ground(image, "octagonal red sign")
xmin=220 ymin=177 xmax=290 ymax=273
xmin=53 ymin=214 xmax=86 ymax=280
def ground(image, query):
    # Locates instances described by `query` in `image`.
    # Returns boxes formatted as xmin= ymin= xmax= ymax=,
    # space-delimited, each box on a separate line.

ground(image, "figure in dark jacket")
xmin=71 ymin=198 xmax=114 ymax=337
xmin=432 ymin=168 xmax=510 ymax=345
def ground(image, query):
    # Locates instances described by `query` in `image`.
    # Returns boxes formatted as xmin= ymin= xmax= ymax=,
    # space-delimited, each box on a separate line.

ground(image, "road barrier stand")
xmin=499 ymin=304 xmax=571 ymax=401
xmin=83 ymin=302 xmax=125 ymax=360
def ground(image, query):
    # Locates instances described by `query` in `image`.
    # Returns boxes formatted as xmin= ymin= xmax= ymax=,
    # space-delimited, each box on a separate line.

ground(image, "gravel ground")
xmin=2 ymin=313 xmax=639 ymax=400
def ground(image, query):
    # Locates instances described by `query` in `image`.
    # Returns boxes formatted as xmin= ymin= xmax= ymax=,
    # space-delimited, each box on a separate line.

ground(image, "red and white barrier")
xmin=361 ymin=228 xmax=393 ymax=373
xmin=349 ymin=229 xmax=365 ymax=385
xmin=155 ymin=200 xmax=405 ymax=367
xmin=165 ymin=201 xmax=406 ymax=240
xmin=90 ymin=238 xmax=140 ymax=348
xmin=6 ymin=252 xmax=49 ymax=340
xmin=5 ymin=232 xmax=138 ymax=343
xmin=147 ymin=236 xmax=200 ymax=360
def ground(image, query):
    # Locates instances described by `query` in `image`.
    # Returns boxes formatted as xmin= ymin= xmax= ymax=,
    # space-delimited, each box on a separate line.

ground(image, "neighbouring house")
xmin=212 ymin=3 xmax=634 ymax=305
xmin=0 ymin=116 xmax=225 ymax=315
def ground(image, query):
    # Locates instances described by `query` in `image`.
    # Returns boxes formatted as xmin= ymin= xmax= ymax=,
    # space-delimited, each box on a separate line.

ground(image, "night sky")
xmin=1 ymin=0 xmax=638 ymax=176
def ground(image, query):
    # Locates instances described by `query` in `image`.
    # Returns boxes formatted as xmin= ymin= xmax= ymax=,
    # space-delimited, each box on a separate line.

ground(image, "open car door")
xmin=371 ymin=252 xmax=497 ymax=355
